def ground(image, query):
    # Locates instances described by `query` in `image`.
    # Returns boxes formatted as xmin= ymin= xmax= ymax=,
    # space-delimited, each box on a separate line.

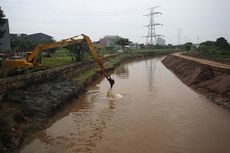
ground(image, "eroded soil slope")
xmin=162 ymin=55 xmax=230 ymax=109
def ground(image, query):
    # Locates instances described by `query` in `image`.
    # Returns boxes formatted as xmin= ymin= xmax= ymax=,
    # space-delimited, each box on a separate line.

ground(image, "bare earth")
xmin=162 ymin=54 xmax=230 ymax=110
xmin=174 ymin=52 xmax=230 ymax=70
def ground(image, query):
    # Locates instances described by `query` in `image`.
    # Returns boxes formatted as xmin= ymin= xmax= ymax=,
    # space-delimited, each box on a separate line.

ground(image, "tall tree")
xmin=10 ymin=34 xmax=35 ymax=51
xmin=215 ymin=37 xmax=229 ymax=51
xmin=0 ymin=7 xmax=6 ymax=42
xmin=184 ymin=42 xmax=193 ymax=51
xmin=116 ymin=38 xmax=130 ymax=52
xmin=66 ymin=44 xmax=84 ymax=62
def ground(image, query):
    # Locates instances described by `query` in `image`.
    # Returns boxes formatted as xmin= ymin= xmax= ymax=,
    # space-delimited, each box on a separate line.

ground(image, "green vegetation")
xmin=183 ymin=37 xmax=230 ymax=64
xmin=42 ymin=39 xmax=181 ymax=67
xmin=65 ymin=44 xmax=87 ymax=62
xmin=104 ymin=46 xmax=116 ymax=54
xmin=125 ymin=48 xmax=180 ymax=54
xmin=104 ymin=57 xmax=120 ymax=69
xmin=184 ymin=51 xmax=230 ymax=64
xmin=41 ymin=47 xmax=101 ymax=67
xmin=116 ymin=38 xmax=131 ymax=53
xmin=42 ymin=48 xmax=73 ymax=67
xmin=198 ymin=37 xmax=230 ymax=55
xmin=10 ymin=34 xmax=55 ymax=52
xmin=73 ymin=68 xmax=99 ymax=85
xmin=11 ymin=35 xmax=35 ymax=51
xmin=42 ymin=56 xmax=73 ymax=67
xmin=184 ymin=42 xmax=193 ymax=51
xmin=73 ymin=56 xmax=121 ymax=85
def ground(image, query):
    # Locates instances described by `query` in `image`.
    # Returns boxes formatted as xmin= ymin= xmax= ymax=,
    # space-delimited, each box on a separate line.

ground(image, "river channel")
xmin=21 ymin=56 xmax=230 ymax=153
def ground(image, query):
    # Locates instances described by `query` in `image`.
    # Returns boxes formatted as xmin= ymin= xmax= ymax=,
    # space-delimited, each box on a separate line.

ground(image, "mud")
xmin=3 ymin=77 xmax=81 ymax=118
xmin=0 ymin=78 xmax=80 ymax=152
xmin=162 ymin=55 xmax=230 ymax=109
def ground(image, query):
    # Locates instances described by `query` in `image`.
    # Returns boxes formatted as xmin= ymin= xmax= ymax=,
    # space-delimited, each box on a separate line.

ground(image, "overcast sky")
xmin=1 ymin=0 xmax=230 ymax=44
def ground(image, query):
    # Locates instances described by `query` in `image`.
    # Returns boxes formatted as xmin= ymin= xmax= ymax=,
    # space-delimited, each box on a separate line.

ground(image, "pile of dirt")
xmin=162 ymin=55 xmax=230 ymax=109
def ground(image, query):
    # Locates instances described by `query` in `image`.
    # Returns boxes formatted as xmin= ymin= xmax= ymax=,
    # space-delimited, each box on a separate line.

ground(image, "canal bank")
xmin=162 ymin=54 xmax=230 ymax=110
xmin=0 ymin=51 xmax=173 ymax=153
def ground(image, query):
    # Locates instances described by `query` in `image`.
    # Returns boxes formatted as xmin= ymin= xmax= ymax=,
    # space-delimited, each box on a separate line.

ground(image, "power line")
xmin=143 ymin=6 xmax=163 ymax=45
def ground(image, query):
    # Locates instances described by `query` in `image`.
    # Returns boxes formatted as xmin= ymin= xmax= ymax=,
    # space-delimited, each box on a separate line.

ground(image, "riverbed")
xmin=21 ymin=56 xmax=230 ymax=153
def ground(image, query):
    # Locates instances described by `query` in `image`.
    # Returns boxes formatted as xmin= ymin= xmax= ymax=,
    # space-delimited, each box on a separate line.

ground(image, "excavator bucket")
xmin=82 ymin=34 xmax=115 ymax=88
xmin=106 ymin=76 xmax=115 ymax=88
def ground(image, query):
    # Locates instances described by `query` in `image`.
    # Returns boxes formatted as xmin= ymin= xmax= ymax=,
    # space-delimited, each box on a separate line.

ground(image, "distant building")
xmin=94 ymin=35 xmax=123 ymax=51
xmin=156 ymin=37 xmax=166 ymax=46
xmin=10 ymin=33 xmax=53 ymax=56
xmin=94 ymin=38 xmax=107 ymax=51
xmin=26 ymin=33 xmax=53 ymax=57
xmin=10 ymin=33 xmax=53 ymax=44
xmin=129 ymin=43 xmax=140 ymax=49
xmin=103 ymin=35 xmax=121 ymax=47
xmin=10 ymin=33 xmax=18 ymax=39
xmin=27 ymin=33 xmax=53 ymax=43
xmin=0 ymin=19 xmax=11 ymax=51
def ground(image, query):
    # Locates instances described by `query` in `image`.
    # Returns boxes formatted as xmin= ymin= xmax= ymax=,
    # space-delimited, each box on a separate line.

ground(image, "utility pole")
xmin=144 ymin=6 xmax=163 ymax=45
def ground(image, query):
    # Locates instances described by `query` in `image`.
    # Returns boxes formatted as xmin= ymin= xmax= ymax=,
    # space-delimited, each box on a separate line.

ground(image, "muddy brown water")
xmin=21 ymin=56 xmax=230 ymax=153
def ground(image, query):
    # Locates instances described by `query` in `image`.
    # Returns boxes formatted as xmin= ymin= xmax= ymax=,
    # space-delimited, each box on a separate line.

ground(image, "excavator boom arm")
xmin=26 ymin=34 xmax=114 ymax=88
xmin=27 ymin=37 xmax=83 ymax=63
xmin=82 ymin=34 xmax=114 ymax=88
xmin=82 ymin=34 xmax=106 ymax=75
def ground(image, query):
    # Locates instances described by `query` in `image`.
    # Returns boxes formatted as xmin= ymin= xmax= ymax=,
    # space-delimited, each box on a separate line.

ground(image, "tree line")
xmin=0 ymin=7 xmax=6 ymax=44
xmin=198 ymin=37 xmax=230 ymax=55
xmin=183 ymin=37 xmax=230 ymax=56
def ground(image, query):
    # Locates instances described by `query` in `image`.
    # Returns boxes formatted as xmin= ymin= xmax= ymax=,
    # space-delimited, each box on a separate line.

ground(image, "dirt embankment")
xmin=162 ymin=55 xmax=230 ymax=109
xmin=0 ymin=77 xmax=81 ymax=152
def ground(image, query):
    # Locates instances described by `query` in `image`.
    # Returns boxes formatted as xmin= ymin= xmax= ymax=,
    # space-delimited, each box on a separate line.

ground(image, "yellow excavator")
xmin=3 ymin=34 xmax=114 ymax=88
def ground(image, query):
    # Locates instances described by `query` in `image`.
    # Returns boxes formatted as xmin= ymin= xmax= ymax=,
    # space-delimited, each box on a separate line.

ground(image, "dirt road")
xmin=174 ymin=52 xmax=230 ymax=69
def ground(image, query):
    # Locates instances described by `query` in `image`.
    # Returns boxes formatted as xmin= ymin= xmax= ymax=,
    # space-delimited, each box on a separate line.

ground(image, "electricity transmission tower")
xmin=144 ymin=6 xmax=163 ymax=45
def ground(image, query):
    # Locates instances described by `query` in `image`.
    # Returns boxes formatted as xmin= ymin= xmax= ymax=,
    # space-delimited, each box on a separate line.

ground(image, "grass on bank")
xmin=73 ymin=57 xmax=121 ymax=85
xmin=7 ymin=48 xmax=177 ymax=70
xmin=42 ymin=48 xmax=108 ymax=68
xmin=42 ymin=48 xmax=73 ymax=67
xmin=73 ymin=68 xmax=99 ymax=85
xmin=42 ymin=56 xmax=73 ymax=67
